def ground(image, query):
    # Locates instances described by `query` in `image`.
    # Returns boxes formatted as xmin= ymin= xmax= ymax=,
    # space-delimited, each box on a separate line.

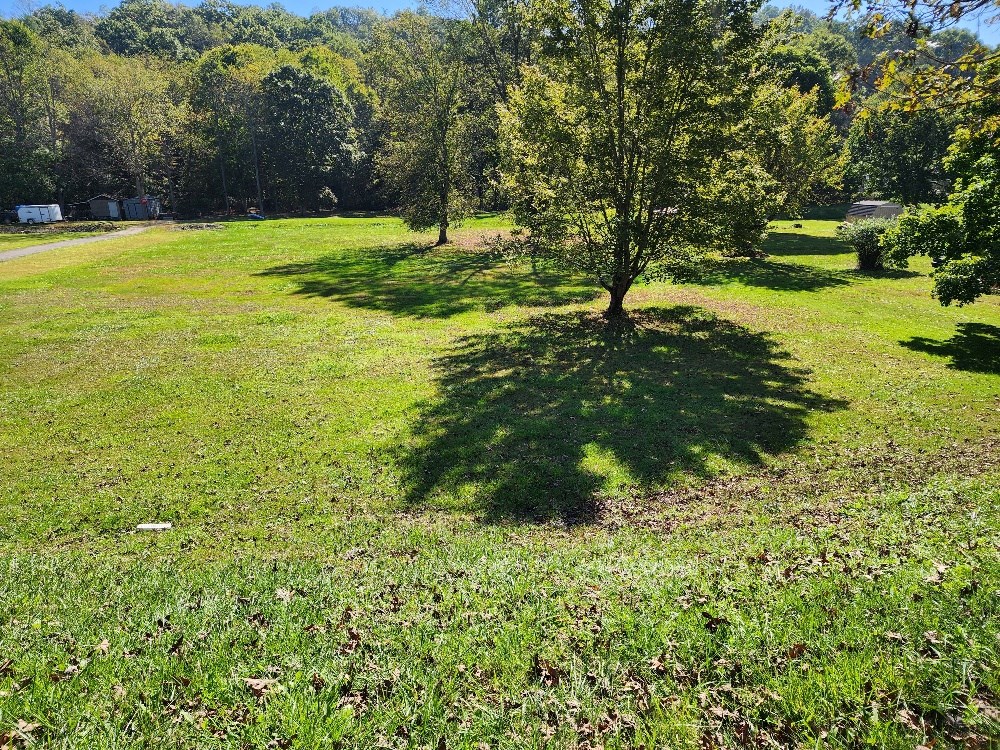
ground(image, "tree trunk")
xmin=437 ymin=133 xmax=450 ymax=245
xmin=436 ymin=181 xmax=449 ymax=245
xmin=219 ymin=157 xmax=229 ymax=214
xmin=606 ymin=279 xmax=629 ymax=317
xmin=250 ymin=128 xmax=263 ymax=213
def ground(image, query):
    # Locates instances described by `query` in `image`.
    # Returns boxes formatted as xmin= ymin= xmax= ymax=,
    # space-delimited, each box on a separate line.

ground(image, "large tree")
xmin=767 ymin=40 xmax=837 ymax=114
xmin=191 ymin=43 xmax=288 ymax=211
xmin=368 ymin=12 xmax=478 ymax=245
xmin=259 ymin=64 xmax=358 ymax=210
xmin=60 ymin=53 xmax=182 ymax=199
xmin=0 ymin=21 xmax=55 ymax=206
xmin=499 ymin=0 xmax=761 ymax=316
xmin=750 ymin=84 xmax=843 ymax=220
xmin=844 ymin=95 xmax=953 ymax=204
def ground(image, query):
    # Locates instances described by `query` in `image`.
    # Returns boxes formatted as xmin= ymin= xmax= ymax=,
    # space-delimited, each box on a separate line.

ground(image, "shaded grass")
xmin=401 ymin=308 xmax=842 ymax=523
xmin=257 ymin=242 xmax=600 ymax=317
xmin=901 ymin=322 xmax=1000 ymax=375
xmin=0 ymin=214 xmax=998 ymax=748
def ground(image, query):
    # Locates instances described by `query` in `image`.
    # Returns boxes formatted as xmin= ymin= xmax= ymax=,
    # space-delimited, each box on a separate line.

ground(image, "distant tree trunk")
xmin=250 ymin=127 xmax=263 ymax=213
xmin=605 ymin=274 xmax=631 ymax=317
xmin=219 ymin=157 xmax=229 ymax=214
xmin=437 ymin=136 xmax=450 ymax=245
xmin=437 ymin=213 xmax=449 ymax=245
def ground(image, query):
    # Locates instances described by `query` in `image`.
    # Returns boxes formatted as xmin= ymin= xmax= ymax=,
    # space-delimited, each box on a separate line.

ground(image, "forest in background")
xmin=0 ymin=0 xmax=986 ymax=217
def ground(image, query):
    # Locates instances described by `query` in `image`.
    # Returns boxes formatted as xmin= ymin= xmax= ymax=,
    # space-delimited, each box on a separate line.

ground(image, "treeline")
xmin=0 ymin=0 xmax=985 ymax=216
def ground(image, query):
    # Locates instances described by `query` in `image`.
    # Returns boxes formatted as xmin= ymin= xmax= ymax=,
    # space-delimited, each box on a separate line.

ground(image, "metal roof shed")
xmin=122 ymin=196 xmax=161 ymax=220
xmin=845 ymin=201 xmax=904 ymax=222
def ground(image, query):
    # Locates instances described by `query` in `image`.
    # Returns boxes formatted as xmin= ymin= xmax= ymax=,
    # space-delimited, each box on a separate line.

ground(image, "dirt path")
xmin=0 ymin=225 xmax=154 ymax=263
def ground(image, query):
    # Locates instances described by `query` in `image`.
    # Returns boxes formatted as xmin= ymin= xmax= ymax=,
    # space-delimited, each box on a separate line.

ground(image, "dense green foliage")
xmin=877 ymin=66 xmax=1000 ymax=305
xmin=845 ymin=100 xmax=954 ymax=204
xmin=830 ymin=0 xmax=1000 ymax=306
xmin=500 ymin=0 xmax=764 ymax=314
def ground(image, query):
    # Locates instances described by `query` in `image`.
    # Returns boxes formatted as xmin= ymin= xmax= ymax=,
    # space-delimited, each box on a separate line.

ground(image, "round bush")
xmin=837 ymin=217 xmax=898 ymax=271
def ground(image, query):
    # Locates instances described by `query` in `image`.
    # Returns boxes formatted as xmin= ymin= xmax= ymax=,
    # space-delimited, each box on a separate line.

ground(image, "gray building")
xmin=88 ymin=195 xmax=121 ymax=220
xmin=123 ymin=196 xmax=161 ymax=220
xmin=845 ymin=201 xmax=904 ymax=222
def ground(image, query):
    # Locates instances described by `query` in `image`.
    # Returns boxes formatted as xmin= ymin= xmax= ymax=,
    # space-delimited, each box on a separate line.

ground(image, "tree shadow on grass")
xmin=679 ymin=256 xmax=851 ymax=292
xmin=901 ymin=323 xmax=1000 ymax=375
xmin=399 ymin=307 xmax=845 ymax=524
xmin=257 ymin=243 xmax=600 ymax=317
xmin=763 ymin=233 xmax=922 ymax=279
xmin=764 ymin=232 xmax=848 ymax=258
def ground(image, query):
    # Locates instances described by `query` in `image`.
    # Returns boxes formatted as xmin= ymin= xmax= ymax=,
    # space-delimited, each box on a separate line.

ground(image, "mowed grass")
xmin=0 ymin=231 xmax=107 ymax=252
xmin=0 ymin=215 xmax=998 ymax=749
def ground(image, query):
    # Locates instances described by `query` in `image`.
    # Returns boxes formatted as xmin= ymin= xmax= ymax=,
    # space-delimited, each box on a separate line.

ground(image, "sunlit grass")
xmin=0 ymin=214 xmax=997 ymax=748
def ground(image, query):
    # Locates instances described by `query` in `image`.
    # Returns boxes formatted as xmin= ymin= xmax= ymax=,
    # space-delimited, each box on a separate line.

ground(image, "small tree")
xmin=369 ymin=13 xmax=476 ymax=245
xmin=499 ymin=0 xmax=761 ymax=316
xmin=837 ymin=218 xmax=900 ymax=271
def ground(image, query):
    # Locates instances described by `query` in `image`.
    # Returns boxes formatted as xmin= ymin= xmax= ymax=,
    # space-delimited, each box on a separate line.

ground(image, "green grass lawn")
xmin=0 ymin=216 xmax=997 ymax=749
xmin=0 ymin=231 xmax=108 ymax=252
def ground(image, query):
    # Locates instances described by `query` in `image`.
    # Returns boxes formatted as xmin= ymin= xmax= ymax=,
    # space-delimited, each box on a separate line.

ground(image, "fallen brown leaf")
xmin=243 ymin=677 xmax=278 ymax=698
xmin=532 ymin=655 xmax=566 ymax=687
xmin=897 ymin=707 xmax=921 ymax=731
xmin=338 ymin=629 xmax=361 ymax=655
xmin=785 ymin=643 xmax=807 ymax=660
xmin=650 ymin=654 xmax=669 ymax=675
xmin=701 ymin=612 xmax=729 ymax=633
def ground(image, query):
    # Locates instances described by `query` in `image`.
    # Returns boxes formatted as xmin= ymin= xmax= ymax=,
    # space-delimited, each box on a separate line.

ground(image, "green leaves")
xmin=368 ymin=13 xmax=480 ymax=241
xmin=500 ymin=0 xmax=761 ymax=312
xmin=836 ymin=217 xmax=900 ymax=271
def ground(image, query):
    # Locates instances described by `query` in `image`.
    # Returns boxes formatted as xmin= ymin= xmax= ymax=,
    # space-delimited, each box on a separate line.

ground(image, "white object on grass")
xmin=136 ymin=523 xmax=172 ymax=531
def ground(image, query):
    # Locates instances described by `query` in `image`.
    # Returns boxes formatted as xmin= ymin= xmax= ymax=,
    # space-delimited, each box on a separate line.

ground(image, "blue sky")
xmin=1 ymin=0 xmax=996 ymax=43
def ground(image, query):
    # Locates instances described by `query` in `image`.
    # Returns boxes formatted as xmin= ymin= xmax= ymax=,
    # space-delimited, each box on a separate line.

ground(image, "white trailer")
xmin=16 ymin=204 xmax=63 ymax=224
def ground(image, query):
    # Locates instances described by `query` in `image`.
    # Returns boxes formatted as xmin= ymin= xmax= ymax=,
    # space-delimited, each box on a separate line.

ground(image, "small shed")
xmin=89 ymin=195 xmax=121 ymax=220
xmin=845 ymin=200 xmax=904 ymax=222
xmin=122 ymin=196 xmax=161 ymax=221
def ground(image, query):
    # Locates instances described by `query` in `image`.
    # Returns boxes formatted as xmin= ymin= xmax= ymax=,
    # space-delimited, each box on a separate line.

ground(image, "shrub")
xmin=837 ymin=217 xmax=899 ymax=271
xmin=318 ymin=186 xmax=338 ymax=211
xmin=66 ymin=221 xmax=118 ymax=233
xmin=882 ymin=205 xmax=965 ymax=268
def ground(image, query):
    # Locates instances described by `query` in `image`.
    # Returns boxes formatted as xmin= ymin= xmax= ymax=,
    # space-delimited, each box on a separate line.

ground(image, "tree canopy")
xmin=500 ymin=0 xmax=763 ymax=314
